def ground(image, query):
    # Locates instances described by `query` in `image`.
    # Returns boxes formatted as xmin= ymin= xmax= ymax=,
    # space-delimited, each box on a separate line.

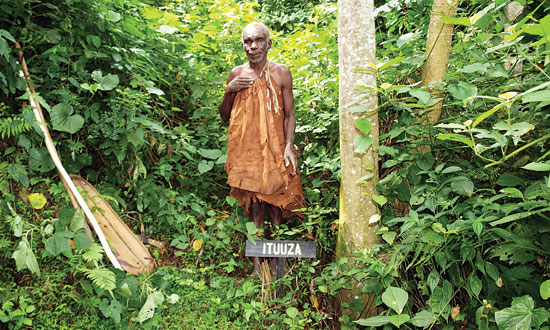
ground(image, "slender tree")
xmin=337 ymin=0 xmax=379 ymax=317
xmin=421 ymin=0 xmax=458 ymax=123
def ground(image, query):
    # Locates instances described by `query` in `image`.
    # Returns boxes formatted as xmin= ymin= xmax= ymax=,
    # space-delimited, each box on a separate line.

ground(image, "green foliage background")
xmin=0 ymin=0 xmax=549 ymax=329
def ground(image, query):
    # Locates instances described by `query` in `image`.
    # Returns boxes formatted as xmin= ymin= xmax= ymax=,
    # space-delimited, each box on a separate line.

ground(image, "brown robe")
xmin=225 ymin=75 xmax=305 ymax=217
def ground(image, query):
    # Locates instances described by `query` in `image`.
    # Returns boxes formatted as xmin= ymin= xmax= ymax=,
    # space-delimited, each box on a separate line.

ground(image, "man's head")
xmin=242 ymin=22 xmax=272 ymax=65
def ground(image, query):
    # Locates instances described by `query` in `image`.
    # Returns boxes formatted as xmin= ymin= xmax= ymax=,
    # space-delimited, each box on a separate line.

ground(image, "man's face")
xmin=242 ymin=26 xmax=271 ymax=65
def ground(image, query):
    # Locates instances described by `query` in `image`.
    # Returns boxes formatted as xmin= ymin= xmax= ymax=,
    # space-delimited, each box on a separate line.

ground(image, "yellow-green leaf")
xmin=192 ymin=239 xmax=203 ymax=251
xmin=28 ymin=193 xmax=47 ymax=209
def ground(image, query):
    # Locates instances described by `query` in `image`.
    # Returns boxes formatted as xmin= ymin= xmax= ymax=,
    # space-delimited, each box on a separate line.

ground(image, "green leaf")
xmin=500 ymin=188 xmax=523 ymax=199
xmin=12 ymin=238 xmax=40 ymax=276
xmin=70 ymin=210 xmax=86 ymax=232
xmin=286 ymin=307 xmax=299 ymax=318
xmin=410 ymin=90 xmax=431 ymax=104
xmin=51 ymin=103 xmax=84 ymax=134
xmin=495 ymin=295 xmax=549 ymax=330
xmin=198 ymin=148 xmax=223 ymax=160
xmin=437 ymin=133 xmax=474 ymax=148
xmin=440 ymin=16 xmax=472 ymax=26
xmin=45 ymin=232 xmax=72 ymax=256
xmin=496 ymin=173 xmax=524 ymax=187
xmin=354 ymin=315 xmax=390 ymax=326
xmin=29 ymin=147 xmax=55 ymax=172
xmin=8 ymin=163 xmax=29 ymax=188
xmin=354 ymin=118 xmax=371 ymax=135
xmin=467 ymin=274 xmax=482 ymax=298
xmin=382 ymin=286 xmax=408 ymax=314
xmin=73 ymin=232 xmax=93 ymax=250
xmin=522 ymin=162 xmax=550 ymax=171
xmin=389 ymin=314 xmax=410 ymax=327
xmin=460 ymin=63 xmax=487 ymax=73
xmin=541 ymin=280 xmax=550 ymax=300
xmin=136 ymin=292 xmax=165 ymax=323
xmin=198 ymin=160 xmax=214 ymax=174
xmin=100 ymin=299 xmax=122 ymax=324
xmin=416 ymin=152 xmax=434 ymax=170
xmin=396 ymin=33 xmax=415 ymax=48
xmin=246 ymin=222 xmax=257 ymax=236
xmin=485 ymin=262 xmax=499 ymax=282
xmin=410 ymin=310 xmax=437 ymax=328
xmin=472 ymin=221 xmax=483 ymax=238
xmin=451 ymin=177 xmax=474 ymax=196
xmin=372 ymin=194 xmax=387 ymax=206
xmin=448 ymin=81 xmax=477 ymax=101
xmin=382 ymin=231 xmax=396 ymax=245
xmin=90 ymin=71 xmax=120 ymax=91
xmin=522 ymin=90 xmax=550 ymax=103
xmin=353 ymin=135 xmax=373 ymax=154
xmin=378 ymin=56 xmax=405 ymax=71
xmin=83 ymin=244 xmax=103 ymax=263
xmin=348 ymin=105 xmax=368 ymax=113
xmin=81 ymin=267 xmax=116 ymax=291
xmin=427 ymin=270 xmax=440 ymax=293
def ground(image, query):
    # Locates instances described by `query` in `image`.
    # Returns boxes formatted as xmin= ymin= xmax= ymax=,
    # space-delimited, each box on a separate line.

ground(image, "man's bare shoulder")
xmin=269 ymin=62 xmax=292 ymax=87
xmin=228 ymin=64 xmax=246 ymax=78
xmin=270 ymin=62 xmax=291 ymax=76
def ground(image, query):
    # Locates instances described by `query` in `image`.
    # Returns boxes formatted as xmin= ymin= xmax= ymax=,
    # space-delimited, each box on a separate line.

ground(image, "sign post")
xmin=245 ymin=240 xmax=317 ymax=281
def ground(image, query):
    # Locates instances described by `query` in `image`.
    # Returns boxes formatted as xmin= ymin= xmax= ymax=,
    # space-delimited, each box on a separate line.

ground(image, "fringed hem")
xmin=230 ymin=188 xmax=305 ymax=219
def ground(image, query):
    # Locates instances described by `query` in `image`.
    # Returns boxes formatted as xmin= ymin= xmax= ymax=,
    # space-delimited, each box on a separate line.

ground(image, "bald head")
xmin=242 ymin=22 xmax=270 ymax=42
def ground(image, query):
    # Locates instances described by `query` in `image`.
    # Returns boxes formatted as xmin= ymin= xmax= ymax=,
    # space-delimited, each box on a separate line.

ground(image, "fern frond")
xmin=0 ymin=116 xmax=31 ymax=139
xmin=79 ymin=267 xmax=116 ymax=291
xmin=82 ymin=243 xmax=104 ymax=263
xmin=0 ymin=162 xmax=8 ymax=193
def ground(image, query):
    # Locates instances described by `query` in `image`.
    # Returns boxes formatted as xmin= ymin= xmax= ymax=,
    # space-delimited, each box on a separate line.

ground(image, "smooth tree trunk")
xmin=421 ymin=0 xmax=458 ymax=123
xmin=337 ymin=0 xmax=379 ymax=318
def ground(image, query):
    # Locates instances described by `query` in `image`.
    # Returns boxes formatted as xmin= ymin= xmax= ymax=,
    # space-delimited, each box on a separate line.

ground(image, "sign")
xmin=245 ymin=240 xmax=316 ymax=258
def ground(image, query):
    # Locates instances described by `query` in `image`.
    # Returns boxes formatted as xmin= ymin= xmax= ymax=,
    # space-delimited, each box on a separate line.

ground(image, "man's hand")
xmin=225 ymin=76 xmax=254 ymax=93
xmin=284 ymin=144 xmax=297 ymax=176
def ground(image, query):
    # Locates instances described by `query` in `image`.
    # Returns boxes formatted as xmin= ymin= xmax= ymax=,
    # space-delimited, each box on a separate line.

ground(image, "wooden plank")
xmin=245 ymin=240 xmax=316 ymax=258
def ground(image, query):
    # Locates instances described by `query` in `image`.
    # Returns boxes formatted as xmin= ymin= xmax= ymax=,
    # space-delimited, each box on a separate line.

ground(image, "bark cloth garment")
xmin=225 ymin=70 xmax=305 ymax=218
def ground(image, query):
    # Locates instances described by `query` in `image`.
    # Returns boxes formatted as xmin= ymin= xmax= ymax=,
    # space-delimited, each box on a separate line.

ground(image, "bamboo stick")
xmin=15 ymin=44 xmax=122 ymax=270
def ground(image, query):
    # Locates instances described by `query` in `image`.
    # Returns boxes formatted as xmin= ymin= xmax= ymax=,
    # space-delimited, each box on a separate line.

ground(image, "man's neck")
xmin=249 ymin=59 xmax=268 ymax=75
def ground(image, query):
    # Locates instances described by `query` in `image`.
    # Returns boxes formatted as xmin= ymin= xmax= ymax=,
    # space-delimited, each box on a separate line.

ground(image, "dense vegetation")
xmin=0 ymin=0 xmax=549 ymax=329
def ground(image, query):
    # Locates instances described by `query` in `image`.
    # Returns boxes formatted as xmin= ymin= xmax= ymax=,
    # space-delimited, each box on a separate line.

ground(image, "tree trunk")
xmin=421 ymin=0 xmax=458 ymax=123
xmin=337 ymin=0 xmax=379 ymax=318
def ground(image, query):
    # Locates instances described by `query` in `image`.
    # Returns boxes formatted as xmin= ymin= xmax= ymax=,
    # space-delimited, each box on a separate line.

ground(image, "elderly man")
xmin=219 ymin=22 xmax=305 ymax=274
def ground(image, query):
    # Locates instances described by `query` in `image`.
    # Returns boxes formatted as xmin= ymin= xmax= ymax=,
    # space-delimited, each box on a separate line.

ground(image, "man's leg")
xmin=250 ymin=200 xmax=266 ymax=274
xmin=266 ymin=204 xmax=283 ymax=274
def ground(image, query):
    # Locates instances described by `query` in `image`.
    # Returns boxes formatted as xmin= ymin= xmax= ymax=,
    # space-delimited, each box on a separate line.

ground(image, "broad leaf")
xmin=46 ymin=232 xmax=72 ymax=256
xmin=198 ymin=160 xmax=214 ymax=174
xmin=448 ymin=81 xmax=477 ymax=101
xmin=522 ymin=90 xmax=550 ymax=103
xmin=522 ymin=162 xmax=550 ymax=171
xmin=12 ymin=238 xmax=40 ymax=276
xmin=389 ymin=314 xmax=411 ymax=327
xmin=416 ymin=152 xmax=434 ymax=170
xmin=28 ymin=193 xmax=47 ymax=209
xmin=354 ymin=118 xmax=371 ymax=135
xmin=354 ymin=315 xmax=389 ymax=326
xmin=540 ymin=280 xmax=550 ymax=300
xmin=382 ymin=286 xmax=408 ymax=314
xmin=451 ymin=176 xmax=474 ymax=196
xmin=495 ymin=295 xmax=549 ymax=330
xmin=410 ymin=310 xmax=437 ymax=328
xmin=353 ymin=135 xmax=373 ymax=154
xmin=136 ymin=292 xmax=165 ymax=323
xmin=100 ymin=299 xmax=122 ymax=324
xmin=51 ymin=103 xmax=84 ymax=134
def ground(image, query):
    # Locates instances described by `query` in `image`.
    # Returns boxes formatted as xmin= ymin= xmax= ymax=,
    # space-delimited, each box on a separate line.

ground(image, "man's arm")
xmin=279 ymin=65 xmax=297 ymax=175
xmin=218 ymin=67 xmax=254 ymax=122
